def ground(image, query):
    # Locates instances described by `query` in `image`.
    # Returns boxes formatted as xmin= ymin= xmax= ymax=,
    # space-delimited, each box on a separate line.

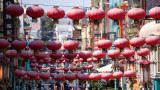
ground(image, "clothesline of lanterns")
xmin=5 ymin=3 xmax=160 ymax=24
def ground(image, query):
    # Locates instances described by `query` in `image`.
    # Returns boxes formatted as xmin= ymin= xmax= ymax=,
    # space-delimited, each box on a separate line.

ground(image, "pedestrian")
xmin=38 ymin=83 xmax=41 ymax=90
xmin=64 ymin=81 xmax=67 ymax=90
xmin=56 ymin=82 xmax=60 ymax=90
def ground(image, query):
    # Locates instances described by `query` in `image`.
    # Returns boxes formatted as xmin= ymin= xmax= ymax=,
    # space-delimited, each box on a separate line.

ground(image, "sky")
xmin=20 ymin=0 xmax=91 ymax=13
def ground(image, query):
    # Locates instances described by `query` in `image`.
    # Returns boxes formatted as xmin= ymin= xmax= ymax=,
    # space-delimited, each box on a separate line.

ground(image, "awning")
xmin=97 ymin=64 xmax=112 ymax=72
xmin=24 ymin=22 xmax=31 ymax=30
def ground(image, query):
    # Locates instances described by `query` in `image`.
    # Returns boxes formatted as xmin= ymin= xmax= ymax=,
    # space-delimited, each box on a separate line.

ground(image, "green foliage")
xmin=41 ymin=14 xmax=55 ymax=31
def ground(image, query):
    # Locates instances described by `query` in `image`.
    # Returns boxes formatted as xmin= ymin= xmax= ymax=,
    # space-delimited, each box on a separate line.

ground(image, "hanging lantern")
xmin=89 ymin=73 xmax=101 ymax=80
xmin=26 ymin=5 xmax=44 ymax=22
xmin=29 ymin=40 xmax=44 ymax=53
xmin=149 ymin=7 xmax=160 ymax=23
xmin=50 ymin=73 xmax=56 ymax=78
xmin=87 ymin=65 xmax=94 ymax=69
xmin=36 ymin=65 xmax=42 ymax=69
xmin=67 ymin=7 xmax=85 ymax=25
xmin=79 ymin=51 xmax=92 ymax=62
xmin=70 ymin=67 xmax=76 ymax=72
xmin=113 ymin=71 xmax=124 ymax=79
xmin=47 ymin=6 xmax=65 ymax=23
xmin=64 ymin=68 xmax=69 ymax=72
xmin=63 ymin=40 xmax=79 ymax=54
xmin=145 ymin=35 xmax=160 ymax=50
xmin=5 ymin=4 xmax=24 ymax=17
xmin=101 ymin=72 xmax=113 ymax=80
xmin=20 ymin=51 xmax=33 ymax=62
xmin=54 ymin=73 xmax=65 ymax=81
xmin=5 ymin=50 xmax=18 ymax=61
xmin=92 ymin=58 xmax=98 ymax=63
xmin=0 ymin=39 xmax=9 ymax=49
xmin=46 ymin=41 xmax=62 ymax=54
xmin=77 ymin=73 xmax=89 ymax=81
xmin=130 ymin=37 xmax=145 ymax=51
xmin=79 ymin=58 xmax=83 ymax=62
xmin=23 ymin=75 xmax=30 ymax=80
xmin=114 ymin=38 xmax=129 ymax=51
xmin=127 ymin=8 xmax=146 ymax=24
xmin=97 ymin=39 xmax=112 ymax=52
xmin=14 ymin=68 xmax=25 ymax=77
xmin=65 ymin=74 xmax=76 ymax=81
xmin=76 ymin=67 xmax=82 ymax=71
xmin=124 ymin=70 xmax=136 ymax=77
xmin=39 ymin=72 xmax=50 ymax=81
xmin=50 ymin=67 xmax=56 ymax=71
xmin=108 ymin=50 xmax=121 ymax=59
xmin=33 ymin=75 xmax=40 ymax=81
xmin=27 ymin=71 xmax=38 ymax=78
xmin=137 ymin=48 xmax=150 ymax=57
xmin=11 ymin=40 xmax=27 ymax=53
xmin=121 ymin=49 xmax=135 ymax=59
xmin=82 ymin=66 xmax=87 ymax=71
xmin=93 ymin=50 xmax=106 ymax=63
xmin=107 ymin=8 xmax=125 ymax=24
xmin=50 ymin=51 xmax=62 ymax=60
xmin=34 ymin=51 xmax=46 ymax=61
xmin=87 ymin=8 xmax=105 ymax=24
xmin=64 ymin=51 xmax=77 ymax=62
xmin=30 ymin=63 xmax=37 ymax=68
xmin=87 ymin=58 xmax=93 ymax=63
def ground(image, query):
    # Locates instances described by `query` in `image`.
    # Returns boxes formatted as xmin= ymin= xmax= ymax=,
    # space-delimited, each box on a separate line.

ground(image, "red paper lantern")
xmin=65 ymin=74 xmax=76 ymax=81
xmin=114 ymin=38 xmax=129 ymax=49
xmin=127 ymin=8 xmax=146 ymax=20
xmin=50 ymin=67 xmax=56 ymax=71
xmin=87 ymin=58 xmax=93 ymax=63
xmin=34 ymin=52 xmax=46 ymax=60
xmin=101 ymin=72 xmax=113 ymax=80
xmin=67 ymin=7 xmax=85 ymax=24
xmin=149 ymin=7 xmax=160 ymax=19
xmin=20 ymin=51 xmax=33 ymax=60
xmin=92 ymin=58 xmax=98 ymax=62
xmin=70 ymin=67 xmax=76 ymax=71
xmin=76 ymin=67 xmax=82 ymax=71
xmin=113 ymin=71 xmax=123 ymax=79
xmin=108 ymin=50 xmax=121 ymax=58
xmin=0 ymin=39 xmax=9 ymax=49
xmin=82 ymin=66 xmax=87 ymax=71
xmin=93 ymin=50 xmax=106 ymax=58
xmin=77 ymin=73 xmax=89 ymax=81
xmin=64 ymin=51 xmax=77 ymax=60
xmin=59 ymin=58 xmax=65 ymax=62
xmin=36 ymin=65 xmax=42 ymax=69
xmin=87 ymin=8 xmax=105 ymax=20
xmin=54 ymin=73 xmax=65 ymax=81
xmin=31 ymin=59 xmax=37 ymax=63
xmin=79 ymin=58 xmax=83 ymax=62
xmin=29 ymin=40 xmax=44 ymax=50
xmin=64 ymin=68 xmax=69 ymax=71
xmin=63 ymin=40 xmax=79 ymax=50
xmin=50 ymin=73 xmax=56 ymax=78
xmin=39 ymin=72 xmax=50 ymax=81
xmin=74 ymin=59 xmax=79 ymax=63
xmin=46 ymin=41 xmax=62 ymax=52
xmin=47 ymin=6 xmax=65 ymax=23
xmin=5 ymin=50 xmax=18 ymax=58
xmin=26 ymin=5 xmax=44 ymax=18
xmin=30 ymin=63 xmax=37 ymax=68
xmin=87 ymin=65 xmax=93 ymax=69
xmin=124 ymin=70 xmax=136 ymax=77
xmin=121 ymin=49 xmax=135 ymax=58
xmin=14 ymin=69 xmax=25 ymax=77
xmin=137 ymin=48 xmax=150 ymax=56
xmin=97 ymin=39 xmax=112 ymax=52
xmin=107 ymin=8 xmax=125 ymax=20
xmin=89 ymin=73 xmax=101 ymax=80
xmin=33 ymin=75 xmax=40 ymax=81
xmin=11 ymin=40 xmax=27 ymax=50
xmin=50 ymin=51 xmax=62 ymax=60
xmin=23 ymin=75 xmax=30 ymax=80
xmin=79 ymin=51 xmax=92 ymax=61
xmin=130 ymin=37 xmax=145 ymax=47
xmin=145 ymin=36 xmax=160 ymax=46
xmin=39 ymin=60 xmax=44 ymax=64
xmin=27 ymin=71 xmax=38 ymax=78
xmin=5 ymin=4 xmax=24 ymax=17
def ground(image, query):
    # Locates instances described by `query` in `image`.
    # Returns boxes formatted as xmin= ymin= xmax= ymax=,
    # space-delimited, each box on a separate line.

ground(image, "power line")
xmin=21 ymin=3 xmax=91 ymax=8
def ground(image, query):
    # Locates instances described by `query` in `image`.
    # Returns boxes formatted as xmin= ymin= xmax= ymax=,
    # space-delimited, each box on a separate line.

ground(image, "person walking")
xmin=56 ymin=82 xmax=60 ymax=90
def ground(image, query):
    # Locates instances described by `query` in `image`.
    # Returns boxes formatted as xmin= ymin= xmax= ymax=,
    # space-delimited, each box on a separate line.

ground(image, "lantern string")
xmin=21 ymin=3 xmax=90 ymax=8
